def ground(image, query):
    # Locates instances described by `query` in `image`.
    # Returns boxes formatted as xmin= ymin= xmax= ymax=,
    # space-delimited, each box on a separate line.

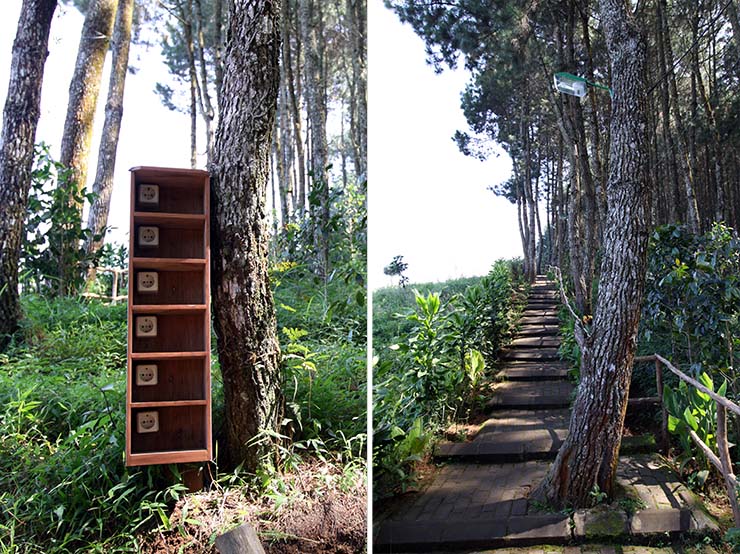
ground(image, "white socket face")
xmin=137 ymin=271 xmax=159 ymax=293
xmin=138 ymin=184 xmax=159 ymax=206
xmin=135 ymin=316 xmax=157 ymax=337
xmin=138 ymin=226 xmax=159 ymax=247
xmin=136 ymin=411 xmax=159 ymax=433
xmin=135 ymin=364 xmax=158 ymax=386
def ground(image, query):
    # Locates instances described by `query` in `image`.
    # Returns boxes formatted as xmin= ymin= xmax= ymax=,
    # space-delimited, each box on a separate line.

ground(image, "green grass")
xmin=0 ymin=260 xmax=367 ymax=552
xmin=373 ymin=276 xmax=483 ymax=347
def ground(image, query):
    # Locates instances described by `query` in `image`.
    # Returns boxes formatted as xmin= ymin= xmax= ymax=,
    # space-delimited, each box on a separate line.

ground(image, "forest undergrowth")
xmin=372 ymin=259 xmax=527 ymax=500
xmin=0 ymin=177 xmax=367 ymax=553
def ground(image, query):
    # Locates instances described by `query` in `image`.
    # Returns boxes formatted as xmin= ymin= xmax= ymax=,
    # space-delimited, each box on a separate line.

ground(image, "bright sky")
xmin=0 ymin=2 xmax=200 ymax=247
xmin=367 ymin=0 xmax=521 ymax=288
xmin=1 ymin=1 xmax=524 ymax=286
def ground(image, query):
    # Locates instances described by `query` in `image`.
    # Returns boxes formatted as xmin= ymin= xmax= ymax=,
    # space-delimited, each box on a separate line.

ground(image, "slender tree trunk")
xmin=0 ymin=0 xmax=57 ymax=349
xmin=659 ymin=0 xmax=700 ymax=232
xmin=60 ymin=0 xmax=117 ymax=197
xmin=84 ymin=0 xmax=134 ymax=276
xmin=210 ymin=0 xmax=282 ymax=471
xmin=300 ymin=0 xmax=329 ymax=272
xmin=193 ymin=0 xmax=216 ymax=160
xmin=347 ymin=0 xmax=366 ymax=180
xmin=214 ymin=0 xmax=224 ymax=102
xmin=533 ymin=0 xmax=651 ymax=508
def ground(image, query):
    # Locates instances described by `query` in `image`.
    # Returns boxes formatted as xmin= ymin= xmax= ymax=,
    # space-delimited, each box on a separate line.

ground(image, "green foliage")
xmin=663 ymin=372 xmax=727 ymax=475
xmin=383 ymin=255 xmax=409 ymax=288
xmin=21 ymin=144 xmax=105 ymax=297
xmin=725 ymin=526 xmax=740 ymax=552
xmin=373 ymin=259 xmax=525 ymax=496
xmin=0 ymin=297 xmax=180 ymax=552
xmin=642 ymin=223 xmax=740 ymax=377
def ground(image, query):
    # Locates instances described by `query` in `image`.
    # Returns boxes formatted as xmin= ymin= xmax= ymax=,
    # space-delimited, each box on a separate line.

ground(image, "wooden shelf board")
xmin=130 ymin=400 xmax=207 ymax=408
xmin=134 ymin=212 xmax=206 ymax=228
xmin=131 ymin=304 xmax=207 ymax=314
xmin=130 ymin=351 xmax=208 ymax=360
xmin=126 ymin=449 xmax=211 ymax=467
xmin=131 ymin=257 xmax=206 ymax=271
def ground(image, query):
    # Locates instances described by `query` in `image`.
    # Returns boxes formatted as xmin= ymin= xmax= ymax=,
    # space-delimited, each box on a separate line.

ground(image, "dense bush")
xmin=0 ymin=255 xmax=366 ymax=551
xmin=372 ymin=259 xmax=525 ymax=497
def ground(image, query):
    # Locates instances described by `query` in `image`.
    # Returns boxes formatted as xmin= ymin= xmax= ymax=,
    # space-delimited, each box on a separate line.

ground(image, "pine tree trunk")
xmin=210 ymin=0 xmax=282 ymax=471
xmin=532 ymin=0 xmax=651 ymax=508
xmin=0 ymin=0 xmax=57 ymax=349
xmin=84 ymin=0 xmax=134 ymax=274
xmin=300 ymin=0 xmax=329 ymax=271
xmin=60 ymin=0 xmax=117 ymax=197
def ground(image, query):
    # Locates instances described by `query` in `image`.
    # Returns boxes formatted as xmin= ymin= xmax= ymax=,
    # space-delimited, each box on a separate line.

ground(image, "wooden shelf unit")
xmin=126 ymin=166 xmax=212 ymax=467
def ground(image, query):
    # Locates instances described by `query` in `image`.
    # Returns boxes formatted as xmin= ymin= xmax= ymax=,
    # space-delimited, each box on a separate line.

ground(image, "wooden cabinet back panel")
xmin=131 ymin=359 xmax=206 ymax=402
xmin=130 ymin=406 xmax=206 ymax=453
xmin=135 ymin=183 xmax=204 ymax=214
xmin=132 ymin=314 xmax=205 ymax=352
xmin=132 ymin=269 xmax=205 ymax=304
xmin=133 ymin=226 xmax=204 ymax=259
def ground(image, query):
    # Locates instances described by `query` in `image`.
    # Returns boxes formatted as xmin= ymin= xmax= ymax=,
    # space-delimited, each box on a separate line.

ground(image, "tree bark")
xmin=533 ymin=0 xmax=651 ymax=508
xmin=0 ymin=0 xmax=57 ymax=349
xmin=300 ymin=0 xmax=330 ymax=271
xmin=60 ymin=0 xmax=117 ymax=197
xmin=210 ymin=0 xmax=282 ymax=471
xmin=84 ymin=0 xmax=134 ymax=273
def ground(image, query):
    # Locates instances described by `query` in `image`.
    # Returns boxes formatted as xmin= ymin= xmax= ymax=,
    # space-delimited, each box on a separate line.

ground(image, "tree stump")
xmin=214 ymin=523 xmax=265 ymax=554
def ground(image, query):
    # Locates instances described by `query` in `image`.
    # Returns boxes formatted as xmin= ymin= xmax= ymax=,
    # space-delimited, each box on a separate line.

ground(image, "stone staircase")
xmin=374 ymin=276 xmax=718 ymax=552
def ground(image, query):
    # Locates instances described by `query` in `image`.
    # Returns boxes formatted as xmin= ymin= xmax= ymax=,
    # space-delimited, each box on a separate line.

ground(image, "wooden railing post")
xmin=655 ymin=358 xmax=669 ymax=454
xmin=111 ymin=269 xmax=119 ymax=305
xmin=717 ymin=404 xmax=740 ymax=526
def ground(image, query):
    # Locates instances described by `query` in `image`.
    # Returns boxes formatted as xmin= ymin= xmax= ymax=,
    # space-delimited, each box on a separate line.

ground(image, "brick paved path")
xmin=375 ymin=277 xmax=718 ymax=552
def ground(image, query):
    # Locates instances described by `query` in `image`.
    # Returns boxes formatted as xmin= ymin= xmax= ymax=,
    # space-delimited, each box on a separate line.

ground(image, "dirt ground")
xmin=139 ymin=459 xmax=367 ymax=553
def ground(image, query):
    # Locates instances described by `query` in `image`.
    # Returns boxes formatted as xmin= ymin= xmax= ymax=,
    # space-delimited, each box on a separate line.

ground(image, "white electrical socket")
xmin=136 ymin=411 xmax=159 ymax=433
xmin=137 ymin=271 xmax=159 ymax=293
xmin=135 ymin=364 xmax=158 ymax=386
xmin=138 ymin=226 xmax=159 ymax=247
xmin=135 ymin=316 xmax=157 ymax=337
xmin=138 ymin=184 xmax=159 ymax=206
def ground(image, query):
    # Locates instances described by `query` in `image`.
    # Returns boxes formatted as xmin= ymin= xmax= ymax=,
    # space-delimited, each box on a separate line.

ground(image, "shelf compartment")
xmin=131 ymin=313 xmax=205 ymax=353
xmin=130 ymin=405 xmax=207 ymax=454
xmin=133 ymin=212 xmax=206 ymax=229
xmin=131 ymin=358 xmax=207 ymax=403
xmin=132 ymin=268 xmax=205 ymax=305
xmin=133 ymin=225 xmax=204 ymax=259
xmin=132 ymin=166 xmax=207 ymax=215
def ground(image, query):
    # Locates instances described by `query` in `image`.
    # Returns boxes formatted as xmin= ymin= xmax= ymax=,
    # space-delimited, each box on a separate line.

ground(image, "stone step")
xmin=501 ymin=347 xmax=561 ymax=362
xmin=435 ymin=409 xmax=569 ymax=462
xmin=521 ymin=309 xmax=559 ymax=318
xmin=509 ymin=336 xmax=561 ymax=348
xmin=516 ymin=325 xmax=560 ymax=337
xmin=498 ymin=362 xmax=569 ymax=380
xmin=374 ymin=456 xmax=718 ymax=552
xmin=519 ymin=315 xmax=560 ymax=325
xmin=487 ymin=380 xmax=574 ymax=409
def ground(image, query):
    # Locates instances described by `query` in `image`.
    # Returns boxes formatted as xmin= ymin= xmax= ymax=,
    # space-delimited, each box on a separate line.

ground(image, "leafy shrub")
xmin=641 ymin=223 xmax=740 ymax=386
xmin=373 ymin=259 xmax=524 ymax=496
xmin=21 ymin=144 xmax=105 ymax=297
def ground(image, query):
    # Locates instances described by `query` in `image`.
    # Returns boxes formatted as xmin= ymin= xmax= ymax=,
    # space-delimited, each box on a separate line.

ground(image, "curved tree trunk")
xmin=532 ymin=0 xmax=651 ymax=508
xmin=60 ymin=0 xmax=117 ymax=196
xmin=0 ymin=0 xmax=57 ymax=350
xmin=84 ymin=0 xmax=134 ymax=275
xmin=210 ymin=0 xmax=282 ymax=471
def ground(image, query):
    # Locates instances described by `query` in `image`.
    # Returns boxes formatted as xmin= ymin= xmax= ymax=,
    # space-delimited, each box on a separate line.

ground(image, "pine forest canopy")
xmin=387 ymin=0 xmax=740 ymax=507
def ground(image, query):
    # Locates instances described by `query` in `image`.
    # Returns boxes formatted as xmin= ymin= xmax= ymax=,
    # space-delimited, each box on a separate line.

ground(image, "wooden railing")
xmin=635 ymin=353 xmax=740 ymax=525
xmin=81 ymin=267 xmax=128 ymax=304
